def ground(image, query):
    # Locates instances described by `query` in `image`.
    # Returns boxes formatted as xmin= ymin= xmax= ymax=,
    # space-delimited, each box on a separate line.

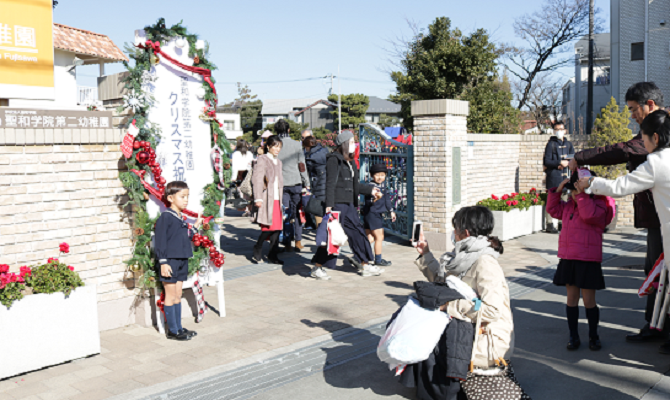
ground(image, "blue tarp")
xmin=384 ymin=127 xmax=403 ymax=138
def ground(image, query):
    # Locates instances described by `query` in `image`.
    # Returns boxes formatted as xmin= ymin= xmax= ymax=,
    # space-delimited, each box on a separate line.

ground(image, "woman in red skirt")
xmin=251 ymin=135 xmax=284 ymax=264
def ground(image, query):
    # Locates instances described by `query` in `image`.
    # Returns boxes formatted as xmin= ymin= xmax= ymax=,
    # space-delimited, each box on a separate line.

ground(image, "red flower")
xmin=9 ymin=273 xmax=18 ymax=283
xmin=511 ymin=192 xmax=517 ymax=197
xmin=68 ymin=266 xmax=74 ymax=271
xmin=0 ymin=264 xmax=8 ymax=274
xmin=216 ymin=201 xmax=221 ymax=206
xmin=48 ymin=258 xmax=58 ymax=264
xmin=491 ymin=194 xmax=499 ymax=200
xmin=513 ymin=200 xmax=519 ymax=206
xmin=522 ymin=196 xmax=526 ymax=201
xmin=59 ymin=242 xmax=70 ymax=254
xmin=0 ymin=274 xmax=10 ymax=286
xmin=532 ymin=198 xmax=539 ymax=204
xmin=19 ymin=266 xmax=31 ymax=278
xmin=502 ymin=194 xmax=509 ymax=200
xmin=506 ymin=201 xmax=512 ymax=206
xmin=530 ymin=188 xmax=537 ymax=193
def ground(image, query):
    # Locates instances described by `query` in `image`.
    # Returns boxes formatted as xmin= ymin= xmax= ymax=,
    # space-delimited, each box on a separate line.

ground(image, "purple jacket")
xmin=547 ymin=189 xmax=616 ymax=263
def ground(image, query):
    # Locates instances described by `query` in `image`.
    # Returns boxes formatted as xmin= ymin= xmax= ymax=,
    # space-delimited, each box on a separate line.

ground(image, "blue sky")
xmin=56 ymin=0 xmax=610 ymax=103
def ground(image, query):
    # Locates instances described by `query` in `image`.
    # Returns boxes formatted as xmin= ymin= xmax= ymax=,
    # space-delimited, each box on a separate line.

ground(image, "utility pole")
xmin=586 ymin=0 xmax=594 ymax=135
xmin=338 ymin=65 xmax=341 ymax=134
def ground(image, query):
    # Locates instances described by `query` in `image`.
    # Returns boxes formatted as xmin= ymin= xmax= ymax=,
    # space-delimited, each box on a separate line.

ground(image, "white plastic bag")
xmin=377 ymin=296 xmax=450 ymax=367
xmin=328 ymin=217 xmax=348 ymax=247
xmin=445 ymin=275 xmax=478 ymax=301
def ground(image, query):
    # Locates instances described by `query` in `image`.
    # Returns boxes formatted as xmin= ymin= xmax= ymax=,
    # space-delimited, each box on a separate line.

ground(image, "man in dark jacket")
xmin=543 ymin=121 xmax=574 ymax=233
xmin=568 ymin=81 xmax=668 ymax=351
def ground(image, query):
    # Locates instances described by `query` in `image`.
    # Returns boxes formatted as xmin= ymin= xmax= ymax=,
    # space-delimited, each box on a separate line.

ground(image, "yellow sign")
xmin=0 ymin=0 xmax=54 ymax=100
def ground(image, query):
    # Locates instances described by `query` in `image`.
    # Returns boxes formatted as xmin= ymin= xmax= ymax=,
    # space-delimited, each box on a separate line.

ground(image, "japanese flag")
xmin=121 ymin=119 xmax=140 ymax=159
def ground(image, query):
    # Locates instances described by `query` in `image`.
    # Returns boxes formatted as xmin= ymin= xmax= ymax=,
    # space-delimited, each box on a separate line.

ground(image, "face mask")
xmin=555 ymin=130 xmax=566 ymax=141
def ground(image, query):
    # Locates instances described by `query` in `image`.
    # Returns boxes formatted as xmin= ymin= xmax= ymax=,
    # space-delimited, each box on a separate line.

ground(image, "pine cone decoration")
xmin=134 ymin=228 xmax=145 ymax=236
xmin=203 ymin=223 xmax=211 ymax=231
xmin=143 ymin=192 xmax=150 ymax=201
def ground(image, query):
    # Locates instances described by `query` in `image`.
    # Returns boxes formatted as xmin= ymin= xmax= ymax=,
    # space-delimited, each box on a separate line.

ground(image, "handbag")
xmin=305 ymin=196 xmax=326 ymax=217
xmin=239 ymin=168 xmax=253 ymax=197
xmin=460 ymin=362 xmax=532 ymax=400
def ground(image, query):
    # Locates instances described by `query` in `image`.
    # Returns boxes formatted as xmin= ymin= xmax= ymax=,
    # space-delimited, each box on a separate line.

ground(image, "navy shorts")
xmin=364 ymin=212 xmax=384 ymax=231
xmin=159 ymin=258 xmax=189 ymax=283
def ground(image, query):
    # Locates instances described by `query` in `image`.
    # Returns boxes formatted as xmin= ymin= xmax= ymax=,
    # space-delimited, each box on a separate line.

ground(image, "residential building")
xmin=561 ymin=33 xmax=612 ymax=135
xmin=365 ymin=96 xmax=401 ymax=124
xmin=3 ymin=24 xmax=127 ymax=110
xmin=214 ymin=110 xmax=244 ymax=140
xmin=611 ymin=0 xmax=670 ymax=131
xmin=260 ymin=98 xmax=322 ymax=128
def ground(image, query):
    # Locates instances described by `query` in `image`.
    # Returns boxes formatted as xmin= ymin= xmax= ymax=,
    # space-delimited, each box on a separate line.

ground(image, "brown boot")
xmin=295 ymin=240 xmax=304 ymax=251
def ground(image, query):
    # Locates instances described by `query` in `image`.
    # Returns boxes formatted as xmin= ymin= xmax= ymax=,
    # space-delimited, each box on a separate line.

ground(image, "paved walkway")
xmin=0 ymin=210 xmax=667 ymax=400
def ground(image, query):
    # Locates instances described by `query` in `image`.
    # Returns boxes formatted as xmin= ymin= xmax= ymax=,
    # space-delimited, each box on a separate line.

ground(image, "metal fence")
xmin=358 ymin=123 xmax=414 ymax=241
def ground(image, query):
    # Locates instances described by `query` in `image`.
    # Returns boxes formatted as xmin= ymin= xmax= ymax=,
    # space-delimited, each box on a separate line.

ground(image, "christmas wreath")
xmin=118 ymin=19 xmax=231 ymax=292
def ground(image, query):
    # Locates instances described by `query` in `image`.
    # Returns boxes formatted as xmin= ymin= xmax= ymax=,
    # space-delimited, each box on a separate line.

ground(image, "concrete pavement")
xmin=1 ymin=209 xmax=669 ymax=400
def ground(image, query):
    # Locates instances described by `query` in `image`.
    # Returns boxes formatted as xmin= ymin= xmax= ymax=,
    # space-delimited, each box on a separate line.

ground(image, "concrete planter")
xmin=0 ymin=285 xmax=101 ymax=379
xmin=491 ymin=205 xmax=544 ymax=241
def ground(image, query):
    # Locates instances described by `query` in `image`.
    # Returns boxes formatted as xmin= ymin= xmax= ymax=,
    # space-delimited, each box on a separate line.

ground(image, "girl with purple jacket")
xmin=547 ymin=172 xmax=615 ymax=351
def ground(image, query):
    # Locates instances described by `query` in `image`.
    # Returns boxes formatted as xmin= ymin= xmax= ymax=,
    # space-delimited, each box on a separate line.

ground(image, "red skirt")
xmin=261 ymin=200 xmax=282 ymax=231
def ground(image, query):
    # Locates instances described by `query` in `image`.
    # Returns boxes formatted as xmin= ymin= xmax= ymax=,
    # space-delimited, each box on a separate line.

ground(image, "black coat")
xmin=543 ymin=137 xmax=574 ymax=189
xmin=325 ymin=152 xmax=374 ymax=208
xmin=574 ymin=133 xmax=660 ymax=229
xmin=305 ymin=144 xmax=328 ymax=200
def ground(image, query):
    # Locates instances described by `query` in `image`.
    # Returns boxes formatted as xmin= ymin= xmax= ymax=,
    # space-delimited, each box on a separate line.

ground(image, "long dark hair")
xmin=640 ymin=109 xmax=670 ymax=152
xmin=235 ymin=139 xmax=248 ymax=155
xmin=452 ymin=206 xmax=503 ymax=254
xmin=263 ymin=135 xmax=283 ymax=154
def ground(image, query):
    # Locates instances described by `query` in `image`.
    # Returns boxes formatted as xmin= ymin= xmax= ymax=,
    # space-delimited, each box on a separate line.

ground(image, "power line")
xmin=217 ymin=77 xmax=324 ymax=85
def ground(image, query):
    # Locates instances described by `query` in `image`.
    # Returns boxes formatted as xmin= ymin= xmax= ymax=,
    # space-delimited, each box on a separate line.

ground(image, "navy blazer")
xmin=154 ymin=209 xmax=194 ymax=263
xmin=362 ymin=184 xmax=394 ymax=215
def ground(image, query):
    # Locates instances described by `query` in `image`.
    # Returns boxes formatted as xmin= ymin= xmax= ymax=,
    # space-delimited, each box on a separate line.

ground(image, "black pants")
xmin=256 ymin=231 xmax=280 ymax=258
xmin=282 ymin=185 xmax=303 ymax=242
xmin=312 ymin=203 xmax=373 ymax=268
xmin=644 ymin=227 xmax=664 ymax=323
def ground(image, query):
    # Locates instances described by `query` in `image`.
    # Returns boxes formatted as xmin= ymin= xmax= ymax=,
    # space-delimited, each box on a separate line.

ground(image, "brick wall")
xmin=0 ymin=126 xmax=143 ymax=331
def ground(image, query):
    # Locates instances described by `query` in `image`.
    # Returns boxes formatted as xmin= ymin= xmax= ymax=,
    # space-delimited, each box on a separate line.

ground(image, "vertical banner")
xmin=139 ymin=32 xmax=211 ymax=219
xmin=0 ymin=0 xmax=54 ymax=99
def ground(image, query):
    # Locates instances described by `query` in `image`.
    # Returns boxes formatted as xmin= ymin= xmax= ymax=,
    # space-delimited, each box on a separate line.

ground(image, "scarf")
xmin=438 ymin=236 xmax=500 ymax=279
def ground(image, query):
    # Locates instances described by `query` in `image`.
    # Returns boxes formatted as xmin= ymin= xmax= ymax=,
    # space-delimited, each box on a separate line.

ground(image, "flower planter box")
xmin=490 ymin=205 xmax=544 ymax=241
xmin=0 ymin=285 xmax=100 ymax=379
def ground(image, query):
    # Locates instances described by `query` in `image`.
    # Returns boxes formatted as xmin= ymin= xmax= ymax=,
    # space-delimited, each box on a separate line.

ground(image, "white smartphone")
xmin=412 ymin=221 xmax=423 ymax=246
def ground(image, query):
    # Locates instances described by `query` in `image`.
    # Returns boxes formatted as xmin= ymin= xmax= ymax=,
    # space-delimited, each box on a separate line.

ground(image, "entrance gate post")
xmin=411 ymin=99 xmax=469 ymax=253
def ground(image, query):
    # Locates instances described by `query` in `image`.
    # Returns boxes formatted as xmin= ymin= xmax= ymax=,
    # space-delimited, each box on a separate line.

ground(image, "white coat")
xmin=590 ymin=147 xmax=670 ymax=260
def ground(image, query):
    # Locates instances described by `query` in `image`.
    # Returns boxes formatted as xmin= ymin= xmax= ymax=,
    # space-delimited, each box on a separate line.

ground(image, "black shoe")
xmin=252 ymin=246 xmax=263 ymax=263
xmin=267 ymin=255 xmax=284 ymax=265
xmin=626 ymin=324 xmax=664 ymax=343
xmin=545 ymin=224 xmax=559 ymax=234
xmin=558 ymin=222 xmax=563 ymax=232
xmin=659 ymin=340 xmax=670 ymax=354
xmin=166 ymin=330 xmax=191 ymax=341
xmin=589 ymin=337 xmax=602 ymax=351
xmin=567 ymin=336 xmax=581 ymax=350
xmin=181 ymin=328 xmax=197 ymax=338
xmin=376 ymin=259 xmax=392 ymax=267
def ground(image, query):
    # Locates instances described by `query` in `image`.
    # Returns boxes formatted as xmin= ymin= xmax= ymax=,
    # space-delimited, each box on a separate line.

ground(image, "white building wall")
xmin=9 ymin=50 xmax=83 ymax=111
xmin=216 ymin=112 xmax=243 ymax=140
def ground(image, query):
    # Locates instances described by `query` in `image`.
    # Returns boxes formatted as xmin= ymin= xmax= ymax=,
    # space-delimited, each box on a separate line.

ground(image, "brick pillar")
xmin=412 ymin=99 xmax=469 ymax=252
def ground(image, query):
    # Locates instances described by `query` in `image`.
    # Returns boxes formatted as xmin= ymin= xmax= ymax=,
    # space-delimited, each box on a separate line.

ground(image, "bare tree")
xmin=504 ymin=0 xmax=600 ymax=110
xmin=515 ymin=74 xmax=563 ymax=133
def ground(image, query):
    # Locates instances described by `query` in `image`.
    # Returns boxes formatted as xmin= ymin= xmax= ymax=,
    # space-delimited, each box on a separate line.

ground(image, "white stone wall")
xmin=0 ymin=126 xmax=141 ymax=331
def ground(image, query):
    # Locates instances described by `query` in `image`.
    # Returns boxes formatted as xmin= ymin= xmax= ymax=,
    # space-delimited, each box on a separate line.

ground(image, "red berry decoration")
xmin=136 ymin=151 xmax=150 ymax=164
xmin=155 ymin=167 xmax=162 ymax=175
xmin=193 ymin=240 xmax=201 ymax=247
xmin=133 ymin=141 xmax=141 ymax=150
xmin=158 ymin=177 xmax=166 ymax=185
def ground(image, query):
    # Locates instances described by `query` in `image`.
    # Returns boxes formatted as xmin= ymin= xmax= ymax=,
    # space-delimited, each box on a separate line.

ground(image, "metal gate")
xmin=358 ymin=123 xmax=414 ymax=240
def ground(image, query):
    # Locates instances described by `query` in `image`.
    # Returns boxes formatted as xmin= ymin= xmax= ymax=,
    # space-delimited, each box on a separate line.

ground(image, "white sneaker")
xmin=359 ymin=264 xmax=384 ymax=277
xmin=311 ymin=266 xmax=331 ymax=280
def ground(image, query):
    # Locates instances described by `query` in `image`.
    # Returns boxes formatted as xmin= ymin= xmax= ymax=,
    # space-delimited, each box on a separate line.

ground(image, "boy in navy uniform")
xmin=363 ymin=163 xmax=396 ymax=266
xmin=155 ymin=181 xmax=203 ymax=341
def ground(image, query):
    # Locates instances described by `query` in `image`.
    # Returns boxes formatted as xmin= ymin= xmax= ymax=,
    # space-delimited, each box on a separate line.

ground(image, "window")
xmin=224 ymin=120 xmax=235 ymax=131
xmin=631 ymin=42 xmax=644 ymax=61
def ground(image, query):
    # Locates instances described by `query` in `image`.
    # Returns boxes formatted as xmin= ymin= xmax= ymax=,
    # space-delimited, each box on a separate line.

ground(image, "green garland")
xmin=119 ymin=18 xmax=232 ymax=292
